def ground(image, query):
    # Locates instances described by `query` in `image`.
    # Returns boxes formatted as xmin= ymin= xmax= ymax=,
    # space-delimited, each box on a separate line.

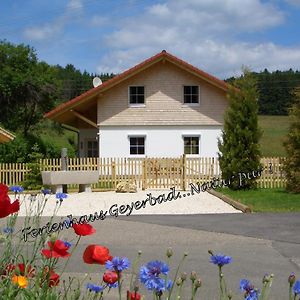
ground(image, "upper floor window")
xmin=129 ymin=86 xmax=145 ymax=105
xmin=183 ymin=86 xmax=199 ymax=104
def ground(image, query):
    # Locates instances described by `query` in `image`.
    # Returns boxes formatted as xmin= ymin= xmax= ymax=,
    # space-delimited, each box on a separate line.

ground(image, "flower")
xmin=42 ymin=267 xmax=60 ymax=287
xmin=86 ymin=283 xmax=104 ymax=293
xmin=140 ymin=260 xmax=170 ymax=292
xmin=55 ymin=192 xmax=68 ymax=200
xmin=294 ymin=280 xmax=300 ymax=295
xmin=83 ymin=245 xmax=112 ymax=265
xmin=41 ymin=239 xmax=71 ymax=258
xmin=107 ymin=282 xmax=118 ymax=288
xmin=41 ymin=189 xmax=51 ymax=195
xmin=2 ymin=227 xmax=13 ymax=234
xmin=105 ymin=256 xmax=130 ymax=272
xmin=48 ymin=270 xmax=60 ymax=287
xmin=0 ymin=184 xmax=20 ymax=218
xmin=210 ymin=253 xmax=232 ymax=267
xmin=9 ymin=186 xmax=24 ymax=193
xmin=63 ymin=240 xmax=72 ymax=248
xmin=73 ymin=223 xmax=96 ymax=236
xmin=103 ymin=270 xmax=119 ymax=284
xmin=240 ymin=279 xmax=260 ymax=300
xmin=17 ymin=263 xmax=35 ymax=277
xmin=127 ymin=291 xmax=142 ymax=300
xmin=12 ymin=275 xmax=28 ymax=288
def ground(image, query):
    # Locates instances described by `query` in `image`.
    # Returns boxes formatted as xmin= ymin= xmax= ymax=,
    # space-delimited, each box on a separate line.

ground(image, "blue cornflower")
xmin=86 ymin=283 xmax=104 ymax=293
xmin=63 ymin=240 xmax=72 ymax=248
xmin=2 ymin=227 xmax=13 ymax=234
xmin=140 ymin=260 xmax=170 ymax=292
xmin=9 ymin=186 xmax=24 ymax=193
xmin=106 ymin=257 xmax=130 ymax=272
xmin=55 ymin=192 xmax=68 ymax=200
xmin=210 ymin=253 xmax=232 ymax=267
xmin=41 ymin=188 xmax=51 ymax=195
xmin=294 ymin=280 xmax=300 ymax=295
xmin=240 ymin=279 xmax=259 ymax=300
xmin=107 ymin=282 xmax=118 ymax=288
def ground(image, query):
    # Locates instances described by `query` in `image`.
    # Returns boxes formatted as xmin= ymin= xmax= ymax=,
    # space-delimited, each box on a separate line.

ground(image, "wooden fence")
xmin=0 ymin=156 xmax=286 ymax=190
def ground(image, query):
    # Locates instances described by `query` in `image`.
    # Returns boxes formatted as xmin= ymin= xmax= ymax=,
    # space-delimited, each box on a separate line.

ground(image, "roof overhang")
xmin=0 ymin=127 xmax=15 ymax=143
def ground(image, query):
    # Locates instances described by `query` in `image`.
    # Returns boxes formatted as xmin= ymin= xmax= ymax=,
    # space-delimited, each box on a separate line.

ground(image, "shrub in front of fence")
xmin=1 ymin=184 xmax=300 ymax=299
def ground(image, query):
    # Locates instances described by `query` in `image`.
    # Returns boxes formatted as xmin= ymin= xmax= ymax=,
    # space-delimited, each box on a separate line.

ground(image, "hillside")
xmin=258 ymin=115 xmax=290 ymax=157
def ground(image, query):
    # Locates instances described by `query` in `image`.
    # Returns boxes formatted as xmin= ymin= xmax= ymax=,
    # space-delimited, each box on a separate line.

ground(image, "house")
xmin=0 ymin=126 xmax=15 ymax=144
xmin=45 ymin=51 xmax=231 ymax=158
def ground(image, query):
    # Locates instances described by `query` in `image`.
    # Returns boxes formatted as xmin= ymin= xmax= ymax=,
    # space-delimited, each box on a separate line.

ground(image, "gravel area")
xmin=17 ymin=189 xmax=240 ymax=216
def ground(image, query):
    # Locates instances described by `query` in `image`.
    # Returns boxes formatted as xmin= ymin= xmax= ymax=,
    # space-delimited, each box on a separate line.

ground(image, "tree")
xmin=218 ymin=69 xmax=262 ymax=190
xmin=283 ymin=88 xmax=300 ymax=193
xmin=0 ymin=40 xmax=59 ymax=136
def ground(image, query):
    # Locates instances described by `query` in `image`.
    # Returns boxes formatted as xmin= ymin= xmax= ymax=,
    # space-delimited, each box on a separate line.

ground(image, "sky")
xmin=1 ymin=0 xmax=300 ymax=79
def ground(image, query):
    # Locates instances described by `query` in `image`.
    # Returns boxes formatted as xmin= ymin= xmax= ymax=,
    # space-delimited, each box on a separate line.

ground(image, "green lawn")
xmin=217 ymin=188 xmax=300 ymax=212
xmin=258 ymin=115 xmax=291 ymax=157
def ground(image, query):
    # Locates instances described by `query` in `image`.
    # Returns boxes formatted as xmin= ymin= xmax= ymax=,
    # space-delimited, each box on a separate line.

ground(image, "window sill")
xmin=129 ymin=104 xmax=146 ymax=108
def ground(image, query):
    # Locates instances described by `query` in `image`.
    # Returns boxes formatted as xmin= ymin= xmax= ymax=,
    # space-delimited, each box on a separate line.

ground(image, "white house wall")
xmin=99 ymin=125 xmax=222 ymax=158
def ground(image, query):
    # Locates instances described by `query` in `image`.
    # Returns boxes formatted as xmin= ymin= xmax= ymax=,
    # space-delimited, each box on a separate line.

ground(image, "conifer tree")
xmin=218 ymin=69 xmax=262 ymax=189
xmin=283 ymin=88 xmax=300 ymax=193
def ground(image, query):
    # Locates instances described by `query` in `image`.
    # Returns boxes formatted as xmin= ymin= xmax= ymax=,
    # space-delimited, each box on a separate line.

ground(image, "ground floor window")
xmin=86 ymin=140 xmax=98 ymax=157
xmin=129 ymin=137 xmax=145 ymax=155
xmin=183 ymin=136 xmax=199 ymax=154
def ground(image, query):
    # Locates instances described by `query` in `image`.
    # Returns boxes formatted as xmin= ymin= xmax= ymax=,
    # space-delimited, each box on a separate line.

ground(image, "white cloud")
xmin=23 ymin=0 xmax=83 ymax=41
xmin=24 ymin=22 xmax=62 ymax=41
xmin=97 ymin=0 xmax=300 ymax=78
xmin=90 ymin=15 xmax=109 ymax=27
xmin=285 ymin=0 xmax=300 ymax=6
xmin=67 ymin=0 xmax=83 ymax=11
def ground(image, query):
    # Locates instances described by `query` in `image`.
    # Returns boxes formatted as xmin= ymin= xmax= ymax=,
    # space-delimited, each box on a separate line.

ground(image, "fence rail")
xmin=0 ymin=156 xmax=286 ymax=190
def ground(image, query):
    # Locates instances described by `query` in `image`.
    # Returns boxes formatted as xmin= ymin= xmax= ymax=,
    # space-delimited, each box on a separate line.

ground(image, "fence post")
xmin=181 ymin=154 xmax=186 ymax=191
xmin=142 ymin=158 xmax=147 ymax=190
xmin=112 ymin=161 xmax=116 ymax=189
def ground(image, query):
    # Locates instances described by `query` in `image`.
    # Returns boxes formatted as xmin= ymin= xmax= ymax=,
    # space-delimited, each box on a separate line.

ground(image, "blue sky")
xmin=1 ymin=0 xmax=300 ymax=79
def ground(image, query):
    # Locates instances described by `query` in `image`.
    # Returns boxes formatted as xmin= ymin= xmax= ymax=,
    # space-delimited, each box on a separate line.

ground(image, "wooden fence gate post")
xmin=181 ymin=154 xmax=186 ymax=191
xmin=142 ymin=158 xmax=147 ymax=190
xmin=112 ymin=161 xmax=116 ymax=189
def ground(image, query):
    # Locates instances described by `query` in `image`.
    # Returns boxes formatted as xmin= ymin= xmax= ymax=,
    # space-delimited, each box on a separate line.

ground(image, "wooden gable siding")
xmin=97 ymin=61 xmax=228 ymax=126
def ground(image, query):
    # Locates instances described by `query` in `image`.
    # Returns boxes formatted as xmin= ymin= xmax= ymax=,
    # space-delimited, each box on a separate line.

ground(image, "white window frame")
xmin=182 ymin=85 xmax=200 ymax=106
xmin=182 ymin=134 xmax=200 ymax=156
xmin=128 ymin=85 xmax=146 ymax=107
xmin=128 ymin=135 xmax=146 ymax=157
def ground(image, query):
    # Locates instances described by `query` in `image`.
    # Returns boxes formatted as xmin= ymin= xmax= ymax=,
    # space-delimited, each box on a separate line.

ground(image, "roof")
xmin=45 ymin=50 xmax=231 ymax=121
xmin=0 ymin=126 xmax=15 ymax=143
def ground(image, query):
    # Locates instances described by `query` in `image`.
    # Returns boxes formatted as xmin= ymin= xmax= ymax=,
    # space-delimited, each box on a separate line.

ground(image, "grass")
xmin=258 ymin=115 xmax=291 ymax=157
xmin=217 ymin=187 xmax=300 ymax=212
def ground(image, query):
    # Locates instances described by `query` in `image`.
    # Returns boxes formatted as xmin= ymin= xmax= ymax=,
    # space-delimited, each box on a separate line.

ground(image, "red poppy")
xmin=0 ymin=184 xmax=19 ymax=218
xmin=42 ymin=267 xmax=60 ymax=287
xmin=73 ymin=223 xmax=96 ymax=236
xmin=103 ymin=270 xmax=118 ymax=284
xmin=41 ymin=240 xmax=71 ymax=258
xmin=0 ymin=263 xmax=15 ymax=277
xmin=127 ymin=291 xmax=142 ymax=300
xmin=48 ymin=270 xmax=60 ymax=287
xmin=17 ymin=263 xmax=35 ymax=277
xmin=82 ymin=245 xmax=112 ymax=265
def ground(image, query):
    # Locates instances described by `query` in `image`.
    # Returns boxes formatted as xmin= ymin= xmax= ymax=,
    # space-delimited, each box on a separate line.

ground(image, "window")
xmin=129 ymin=86 xmax=145 ymax=104
xmin=183 ymin=86 xmax=199 ymax=104
xmin=129 ymin=137 xmax=145 ymax=155
xmin=184 ymin=137 xmax=199 ymax=155
xmin=86 ymin=140 xmax=98 ymax=157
